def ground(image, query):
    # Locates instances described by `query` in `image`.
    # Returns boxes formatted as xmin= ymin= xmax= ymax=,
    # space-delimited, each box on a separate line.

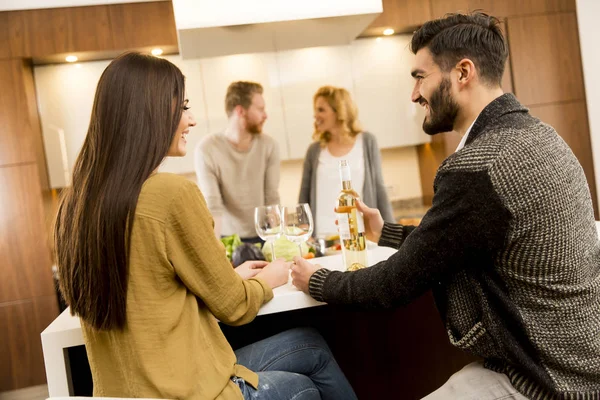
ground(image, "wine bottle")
xmin=336 ymin=160 xmax=368 ymax=271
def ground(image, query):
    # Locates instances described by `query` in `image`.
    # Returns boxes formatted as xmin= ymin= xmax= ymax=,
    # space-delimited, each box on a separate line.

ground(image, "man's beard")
xmin=246 ymin=119 xmax=263 ymax=135
xmin=421 ymin=77 xmax=459 ymax=135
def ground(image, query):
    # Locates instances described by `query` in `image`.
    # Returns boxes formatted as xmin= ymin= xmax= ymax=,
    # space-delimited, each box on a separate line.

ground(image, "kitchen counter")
xmin=41 ymin=246 xmax=396 ymax=397
xmin=41 ymin=222 xmax=600 ymax=398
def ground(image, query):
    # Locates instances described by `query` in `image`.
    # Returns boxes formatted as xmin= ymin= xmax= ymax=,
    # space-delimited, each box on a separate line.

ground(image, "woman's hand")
xmin=255 ymin=258 xmax=292 ymax=289
xmin=234 ymin=260 xmax=268 ymax=280
xmin=291 ymin=256 xmax=321 ymax=293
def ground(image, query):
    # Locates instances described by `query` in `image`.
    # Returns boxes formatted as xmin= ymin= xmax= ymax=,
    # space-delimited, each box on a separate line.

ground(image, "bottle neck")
xmin=342 ymin=180 xmax=352 ymax=190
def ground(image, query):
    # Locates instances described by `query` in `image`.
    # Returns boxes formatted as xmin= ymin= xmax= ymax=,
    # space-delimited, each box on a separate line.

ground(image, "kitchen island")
xmin=42 ymin=247 xmax=401 ymax=397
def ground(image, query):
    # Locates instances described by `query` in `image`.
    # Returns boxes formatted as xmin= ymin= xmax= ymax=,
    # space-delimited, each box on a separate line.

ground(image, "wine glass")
xmin=282 ymin=203 xmax=314 ymax=256
xmin=254 ymin=205 xmax=283 ymax=261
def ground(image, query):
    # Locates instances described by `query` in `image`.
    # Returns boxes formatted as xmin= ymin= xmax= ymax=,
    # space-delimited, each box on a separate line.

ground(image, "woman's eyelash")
xmin=183 ymin=106 xmax=190 ymax=111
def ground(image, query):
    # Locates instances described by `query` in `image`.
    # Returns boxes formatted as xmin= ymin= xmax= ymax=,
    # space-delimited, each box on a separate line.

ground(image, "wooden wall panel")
xmin=362 ymin=0 xmax=432 ymax=36
xmin=108 ymin=1 xmax=178 ymax=50
xmin=0 ymin=13 xmax=10 ymax=59
xmin=0 ymin=295 xmax=59 ymax=391
xmin=469 ymin=0 xmax=576 ymax=17
xmin=7 ymin=11 xmax=33 ymax=58
xmin=10 ymin=8 xmax=70 ymax=57
xmin=9 ymin=5 xmax=114 ymax=56
xmin=500 ymin=21 xmax=514 ymax=94
xmin=507 ymin=12 xmax=585 ymax=106
xmin=0 ymin=164 xmax=55 ymax=303
xmin=1 ymin=1 xmax=176 ymax=61
xmin=529 ymin=101 xmax=598 ymax=216
xmin=66 ymin=5 xmax=114 ymax=53
xmin=430 ymin=0 xmax=470 ymax=19
xmin=0 ymin=60 xmax=36 ymax=166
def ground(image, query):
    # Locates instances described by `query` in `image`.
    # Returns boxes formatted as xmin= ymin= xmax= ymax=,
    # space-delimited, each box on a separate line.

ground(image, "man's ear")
xmin=456 ymin=58 xmax=476 ymax=84
xmin=234 ymin=105 xmax=243 ymax=116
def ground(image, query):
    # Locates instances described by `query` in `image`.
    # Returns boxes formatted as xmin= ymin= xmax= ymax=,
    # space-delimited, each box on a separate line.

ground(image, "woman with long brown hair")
xmin=54 ymin=53 xmax=356 ymax=400
xmin=299 ymin=86 xmax=394 ymax=238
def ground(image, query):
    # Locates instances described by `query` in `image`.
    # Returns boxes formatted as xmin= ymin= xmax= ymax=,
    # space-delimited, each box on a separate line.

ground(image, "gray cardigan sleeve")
xmin=299 ymin=143 xmax=318 ymax=204
xmin=364 ymin=133 xmax=395 ymax=223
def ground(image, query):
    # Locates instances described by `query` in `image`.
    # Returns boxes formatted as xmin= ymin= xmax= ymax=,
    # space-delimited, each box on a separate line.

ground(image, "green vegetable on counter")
xmin=220 ymin=234 xmax=242 ymax=261
xmin=262 ymin=236 xmax=310 ymax=262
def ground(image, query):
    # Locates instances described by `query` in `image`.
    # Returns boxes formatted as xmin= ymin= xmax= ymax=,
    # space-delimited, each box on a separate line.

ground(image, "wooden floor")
xmin=0 ymin=385 xmax=48 ymax=400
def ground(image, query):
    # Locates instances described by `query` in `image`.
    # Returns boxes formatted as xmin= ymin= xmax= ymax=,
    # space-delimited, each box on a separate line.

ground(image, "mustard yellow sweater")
xmin=82 ymin=173 xmax=273 ymax=399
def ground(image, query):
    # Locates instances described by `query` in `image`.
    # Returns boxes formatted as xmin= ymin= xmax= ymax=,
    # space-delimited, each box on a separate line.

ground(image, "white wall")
xmin=34 ymin=35 xmax=427 ymax=199
xmin=576 ymin=0 xmax=600 ymax=206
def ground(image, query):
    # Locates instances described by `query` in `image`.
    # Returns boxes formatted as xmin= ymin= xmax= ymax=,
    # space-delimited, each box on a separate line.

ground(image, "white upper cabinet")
xmin=277 ymin=45 xmax=355 ymax=160
xmin=199 ymin=52 xmax=289 ymax=159
xmin=34 ymin=56 xmax=210 ymax=188
xmin=35 ymin=60 xmax=109 ymax=188
xmin=350 ymin=36 xmax=429 ymax=149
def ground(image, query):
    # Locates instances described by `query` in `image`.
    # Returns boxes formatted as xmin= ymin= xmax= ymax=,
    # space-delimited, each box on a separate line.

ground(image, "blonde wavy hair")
xmin=312 ymin=86 xmax=362 ymax=145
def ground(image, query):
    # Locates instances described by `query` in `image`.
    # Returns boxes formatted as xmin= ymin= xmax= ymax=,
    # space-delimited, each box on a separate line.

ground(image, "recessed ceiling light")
xmin=151 ymin=48 xmax=164 ymax=56
xmin=65 ymin=55 xmax=78 ymax=62
xmin=383 ymin=28 xmax=395 ymax=36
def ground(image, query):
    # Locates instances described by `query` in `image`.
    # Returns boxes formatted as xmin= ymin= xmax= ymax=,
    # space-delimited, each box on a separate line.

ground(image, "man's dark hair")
xmin=411 ymin=12 xmax=508 ymax=87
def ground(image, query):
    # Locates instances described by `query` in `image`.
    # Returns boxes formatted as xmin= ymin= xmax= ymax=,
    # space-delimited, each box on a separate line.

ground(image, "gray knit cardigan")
xmin=298 ymin=132 xmax=395 ymax=235
xmin=309 ymin=94 xmax=600 ymax=399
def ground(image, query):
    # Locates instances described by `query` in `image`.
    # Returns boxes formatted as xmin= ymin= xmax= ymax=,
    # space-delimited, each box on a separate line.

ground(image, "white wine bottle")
xmin=336 ymin=160 xmax=368 ymax=271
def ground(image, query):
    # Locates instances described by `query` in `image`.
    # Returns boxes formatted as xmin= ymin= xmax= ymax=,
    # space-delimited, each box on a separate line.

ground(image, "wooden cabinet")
xmin=0 ymin=295 xmax=59 ymax=390
xmin=0 ymin=2 xmax=177 ymax=60
xmin=0 ymin=164 xmax=55 ymax=303
xmin=66 ymin=5 xmax=114 ymax=53
xmin=108 ymin=1 xmax=177 ymax=50
xmin=430 ymin=0 xmax=470 ymax=19
xmin=469 ymin=0 xmax=575 ymax=17
xmin=0 ymin=59 xmax=37 ymax=166
xmin=362 ymin=0 xmax=432 ymax=36
xmin=508 ymin=12 xmax=585 ymax=106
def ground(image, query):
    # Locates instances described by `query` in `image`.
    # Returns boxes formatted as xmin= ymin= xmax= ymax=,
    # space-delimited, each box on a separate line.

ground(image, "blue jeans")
xmin=233 ymin=327 xmax=357 ymax=400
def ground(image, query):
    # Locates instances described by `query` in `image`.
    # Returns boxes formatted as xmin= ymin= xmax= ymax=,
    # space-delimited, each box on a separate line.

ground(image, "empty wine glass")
xmin=254 ymin=205 xmax=283 ymax=261
xmin=282 ymin=203 xmax=314 ymax=256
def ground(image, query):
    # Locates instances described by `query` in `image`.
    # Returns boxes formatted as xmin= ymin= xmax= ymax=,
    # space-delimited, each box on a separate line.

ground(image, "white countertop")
xmin=43 ymin=245 xmax=396 ymax=334
xmin=41 ymin=246 xmax=396 ymax=397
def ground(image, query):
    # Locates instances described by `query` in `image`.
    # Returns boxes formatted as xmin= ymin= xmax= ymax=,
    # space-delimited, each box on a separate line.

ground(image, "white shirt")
xmin=315 ymin=134 xmax=365 ymax=237
xmin=455 ymin=117 xmax=478 ymax=152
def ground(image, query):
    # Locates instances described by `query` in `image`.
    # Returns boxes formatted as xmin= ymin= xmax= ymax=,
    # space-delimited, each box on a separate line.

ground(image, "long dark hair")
xmin=54 ymin=52 xmax=185 ymax=330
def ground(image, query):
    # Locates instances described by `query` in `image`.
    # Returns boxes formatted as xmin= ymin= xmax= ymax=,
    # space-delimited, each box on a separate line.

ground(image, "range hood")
xmin=171 ymin=0 xmax=383 ymax=59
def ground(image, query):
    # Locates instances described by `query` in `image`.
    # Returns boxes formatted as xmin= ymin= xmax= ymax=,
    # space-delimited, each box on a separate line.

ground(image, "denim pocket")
xmin=232 ymin=376 xmax=247 ymax=393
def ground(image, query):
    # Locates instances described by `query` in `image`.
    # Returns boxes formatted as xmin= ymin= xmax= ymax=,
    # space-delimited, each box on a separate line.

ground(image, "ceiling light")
xmin=383 ymin=28 xmax=394 ymax=36
xmin=65 ymin=55 xmax=78 ymax=62
xmin=151 ymin=48 xmax=164 ymax=56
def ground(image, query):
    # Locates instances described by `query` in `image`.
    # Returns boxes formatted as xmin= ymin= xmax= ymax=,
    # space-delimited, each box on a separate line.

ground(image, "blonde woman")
xmin=299 ymin=86 xmax=394 ymax=237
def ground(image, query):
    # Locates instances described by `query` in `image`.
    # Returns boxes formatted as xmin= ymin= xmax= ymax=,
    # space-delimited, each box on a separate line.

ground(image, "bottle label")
xmin=337 ymin=213 xmax=351 ymax=240
xmin=355 ymin=209 xmax=365 ymax=233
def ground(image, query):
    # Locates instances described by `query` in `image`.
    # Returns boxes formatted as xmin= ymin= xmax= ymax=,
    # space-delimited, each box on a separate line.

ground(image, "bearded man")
xmin=195 ymin=81 xmax=280 ymax=243
xmin=291 ymin=12 xmax=600 ymax=400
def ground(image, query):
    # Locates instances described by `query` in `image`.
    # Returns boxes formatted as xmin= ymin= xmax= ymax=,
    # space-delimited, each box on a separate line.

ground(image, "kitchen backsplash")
xmin=34 ymin=34 xmax=427 ymax=199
